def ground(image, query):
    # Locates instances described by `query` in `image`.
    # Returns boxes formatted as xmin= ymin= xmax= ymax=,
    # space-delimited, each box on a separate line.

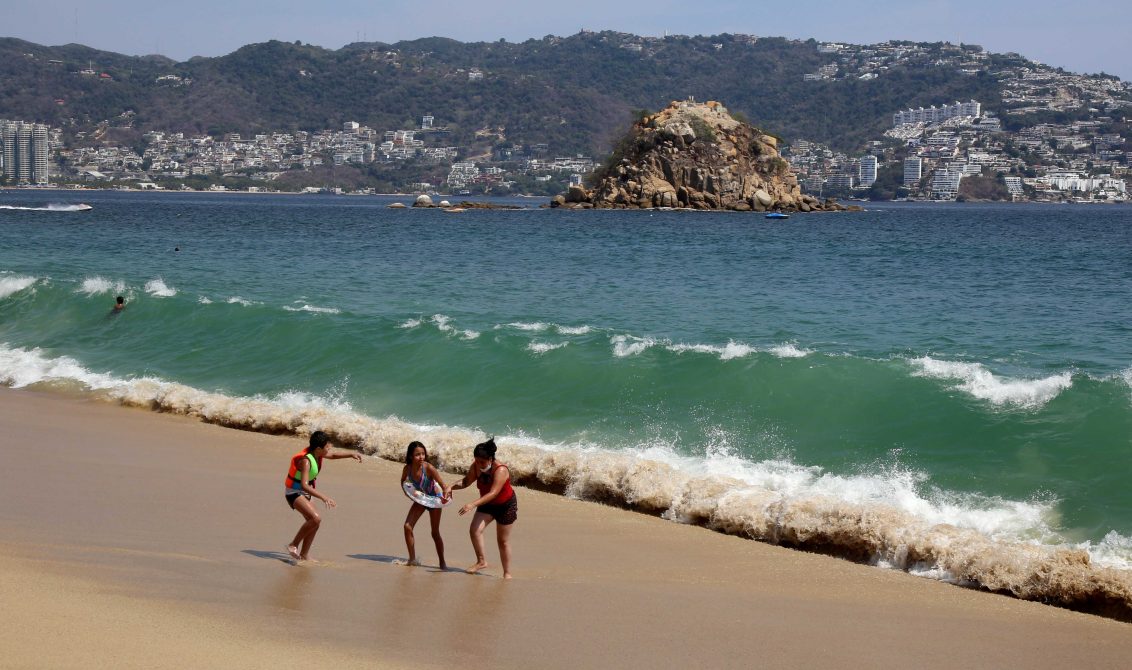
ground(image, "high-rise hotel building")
xmin=0 ymin=120 xmax=51 ymax=185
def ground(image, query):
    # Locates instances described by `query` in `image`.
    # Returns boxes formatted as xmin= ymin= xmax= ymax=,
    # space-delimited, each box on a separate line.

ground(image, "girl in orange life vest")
xmin=399 ymin=441 xmax=450 ymax=569
xmin=285 ymin=430 xmax=361 ymax=563
xmin=447 ymin=438 xmax=517 ymax=579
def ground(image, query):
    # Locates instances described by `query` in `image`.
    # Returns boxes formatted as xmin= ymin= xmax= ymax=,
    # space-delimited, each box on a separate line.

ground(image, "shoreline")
xmin=3 ymin=386 xmax=1132 ymax=667
xmin=3 ymin=185 xmax=1127 ymax=205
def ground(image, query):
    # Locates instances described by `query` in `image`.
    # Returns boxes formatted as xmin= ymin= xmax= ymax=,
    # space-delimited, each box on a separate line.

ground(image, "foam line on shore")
xmin=1 ymin=342 xmax=1130 ymax=620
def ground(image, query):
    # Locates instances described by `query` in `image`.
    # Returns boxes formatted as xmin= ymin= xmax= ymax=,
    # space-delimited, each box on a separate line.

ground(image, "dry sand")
xmin=3 ymin=387 xmax=1131 ymax=668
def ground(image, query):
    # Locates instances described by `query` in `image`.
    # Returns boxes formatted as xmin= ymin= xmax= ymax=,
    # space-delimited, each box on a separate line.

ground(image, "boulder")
xmin=566 ymin=185 xmax=589 ymax=203
xmin=413 ymin=194 xmax=433 ymax=207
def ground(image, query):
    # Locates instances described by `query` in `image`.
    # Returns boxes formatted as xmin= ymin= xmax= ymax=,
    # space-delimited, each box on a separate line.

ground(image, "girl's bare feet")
xmin=503 ymin=573 xmax=513 ymax=580
xmin=466 ymin=560 xmax=488 ymax=574
xmin=286 ymin=545 xmax=301 ymax=561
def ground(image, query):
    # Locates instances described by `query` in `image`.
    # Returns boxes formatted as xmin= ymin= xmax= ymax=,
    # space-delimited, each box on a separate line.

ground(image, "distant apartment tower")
xmin=930 ymin=169 xmax=964 ymax=199
xmin=421 ymin=115 xmax=434 ymax=129
xmin=0 ymin=120 xmax=50 ymax=185
xmin=893 ymin=100 xmax=982 ymax=127
xmin=903 ymin=156 xmax=923 ymax=186
xmin=859 ymin=155 xmax=878 ymax=187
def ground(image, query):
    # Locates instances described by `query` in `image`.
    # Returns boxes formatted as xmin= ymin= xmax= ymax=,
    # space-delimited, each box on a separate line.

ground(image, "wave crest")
xmin=909 ymin=356 xmax=1072 ymax=408
xmin=144 ymin=278 xmax=177 ymax=297
xmin=78 ymin=276 xmax=126 ymax=296
xmin=0 ymin=275 xmax=37 ymax=299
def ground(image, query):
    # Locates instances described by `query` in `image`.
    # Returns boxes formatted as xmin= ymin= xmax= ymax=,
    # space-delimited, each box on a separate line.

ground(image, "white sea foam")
xmin=226 ymin=296 xmax=257 ymax=306
xmin=198 ymin=296 xmax=213 ymax=304
xmin=3 ymin=341 xmax=1129 ymax=613
xmin=556 ymin=325 xmax=593 ymax=335
xmin=668 ymin=340 xmax=758 ymax=361
xmin=0 ymin=275 xmax=37 ymax=299
xmin=399 ymin=318 xmax=423 ymax=329
xmin=78 ymin=276 xmax=126 ymax=296
xmin=909 ymin=356 xmax=1073 ymax=409
xmin=1081 ymin=531 xmax=1132 ymax=570
xmin=144 ymin=278 xmax=177 ymax=297
xmin=770 ymin=342 xmax=812 ymax=359
xmin=430 ymin=314 xmax=479 ymax=340
xmin=496 ymin=322 xmax=593 ymax=336
xmin=1121 ymin=368 xmax=1132 ymax=399
xmin=528 ymin=341 xmax=568 ymax=354
xmin=612 ymin=334 xmax=661 ymax=357
xmin=500 ymin=321 xmax=550 ymax=332
xmin=0 ymin=344 xmax=125 ymax=390
xmin=283 ymin=303 xmax=340 ymax=314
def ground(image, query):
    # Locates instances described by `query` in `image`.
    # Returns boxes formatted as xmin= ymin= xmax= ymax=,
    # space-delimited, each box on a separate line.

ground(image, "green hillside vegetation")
xmin=1 ymin=32 xmax=1006 ymax=155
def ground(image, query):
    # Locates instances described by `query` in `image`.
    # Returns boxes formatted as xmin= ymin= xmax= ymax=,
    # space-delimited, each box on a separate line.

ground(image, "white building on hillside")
xmin=859 ymin=155 xmax=878 ymax=187
xmin=903 ymin=157 xmax=922 ymax=186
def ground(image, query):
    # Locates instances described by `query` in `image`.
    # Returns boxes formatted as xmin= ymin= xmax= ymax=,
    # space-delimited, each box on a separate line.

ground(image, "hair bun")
xmin=473 ymin=437 xmax=498 ymax=459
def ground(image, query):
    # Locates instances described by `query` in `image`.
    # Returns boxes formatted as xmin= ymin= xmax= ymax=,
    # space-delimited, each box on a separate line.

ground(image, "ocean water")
xmin=3 ymin=190 xmax=1132 ymax=612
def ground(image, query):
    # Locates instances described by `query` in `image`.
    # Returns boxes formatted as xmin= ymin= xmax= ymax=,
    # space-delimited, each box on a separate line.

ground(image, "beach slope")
xmin=2 ymin=388 xmax=1130 ymax=668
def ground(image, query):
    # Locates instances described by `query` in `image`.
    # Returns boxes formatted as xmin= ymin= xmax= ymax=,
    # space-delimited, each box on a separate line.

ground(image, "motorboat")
xmin=764 ymin=212 xmax=789 ymax=219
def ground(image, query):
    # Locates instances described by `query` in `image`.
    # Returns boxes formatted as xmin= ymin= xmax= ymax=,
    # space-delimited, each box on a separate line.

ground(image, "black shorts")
xmin=478 ymin=495 xmax=518 ymax=525
xmin=286 ymin=491 xmax=312 ymax=509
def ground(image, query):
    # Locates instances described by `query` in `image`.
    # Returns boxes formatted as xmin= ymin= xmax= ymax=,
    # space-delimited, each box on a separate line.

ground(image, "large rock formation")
xmin=552 ymin=99 xmax=850 ymax=213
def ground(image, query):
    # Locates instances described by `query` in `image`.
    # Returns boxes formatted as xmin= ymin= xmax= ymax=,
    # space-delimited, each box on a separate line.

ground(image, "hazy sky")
xmin=7 ymin=0 xmax=1131 ymax=80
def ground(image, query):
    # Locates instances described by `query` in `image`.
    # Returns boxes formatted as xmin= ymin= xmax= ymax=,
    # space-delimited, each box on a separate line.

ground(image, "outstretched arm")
xmin=326 ymin=448 xmax=362 ymax=462
xmin=447 ymin=467 xmax=476 ymax=494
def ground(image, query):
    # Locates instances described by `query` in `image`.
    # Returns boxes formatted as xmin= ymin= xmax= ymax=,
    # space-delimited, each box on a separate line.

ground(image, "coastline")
xmin=3 ymin=386 xmax=1131 ymax=667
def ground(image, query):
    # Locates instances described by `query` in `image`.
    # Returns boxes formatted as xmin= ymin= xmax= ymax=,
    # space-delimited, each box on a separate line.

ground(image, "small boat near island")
xmin=765 ymin=212 xmax=790 ymax=219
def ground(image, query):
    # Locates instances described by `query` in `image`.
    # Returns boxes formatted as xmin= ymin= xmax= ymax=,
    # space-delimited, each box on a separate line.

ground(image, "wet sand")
xmin=3 ymin=387 xmax=1131 ymax=668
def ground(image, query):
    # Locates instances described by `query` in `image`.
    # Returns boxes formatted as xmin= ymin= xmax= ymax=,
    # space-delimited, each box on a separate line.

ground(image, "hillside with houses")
xmin=1 ymin=32 xmax=1129 ymax=200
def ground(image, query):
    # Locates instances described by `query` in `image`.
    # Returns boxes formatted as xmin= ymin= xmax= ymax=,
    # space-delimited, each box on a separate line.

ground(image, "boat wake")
xmin=0 ymin=203 xmax=91 ymax=212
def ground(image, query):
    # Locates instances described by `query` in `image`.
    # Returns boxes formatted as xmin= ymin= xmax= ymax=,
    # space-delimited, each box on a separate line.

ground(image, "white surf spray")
xmin=612 ymin=334 xmax=661 ymax=357
xmin=144 ymin=278 xmax=177 ymax=298
xmin=78 ymin=276 xmax=126 ymax=296
xmin=283 ymin=303 xmax=340 ymax=314
xmin=0 ymin=275 xmax=37 ymax=299
xmin=528 ymin=341 xmax=568 ymax=354
xmin=909 ymin=356 xmax=1072 ymax=409
xmin=430 ymin=314 xmax=479 ymax=340
xmin=556 ymin=325 xmax=593 ymax=335
xmin=770 ymin=342 xmax=812 ymax=359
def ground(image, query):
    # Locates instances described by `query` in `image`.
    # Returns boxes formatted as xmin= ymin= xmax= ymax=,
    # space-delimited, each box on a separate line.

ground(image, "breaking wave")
xmin=2 ymin=341 xmax=1130 ymax=620
xmin=144 ymin=278 xmax=177 ymax=298
xmin=0 ymin=275 xmax=37 ymax=299
xmin=283 ymin=302 xmax=340 ymax=314
xmin=78 ymin=276 xmax=126 ymax=296
xmin=615 ymin=335 xmax=812 ymax=361
xmin=909 ymin=356 xmax=1073 ymax=409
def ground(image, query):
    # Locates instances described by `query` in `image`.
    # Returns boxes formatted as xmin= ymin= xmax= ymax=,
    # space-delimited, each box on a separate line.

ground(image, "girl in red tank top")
xmin=448 ymin=438 xmax=518 ymax=579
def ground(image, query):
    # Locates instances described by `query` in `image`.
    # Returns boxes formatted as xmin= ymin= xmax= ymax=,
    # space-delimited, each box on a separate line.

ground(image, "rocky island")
xmin=552 ymin=99 xmax=852 ymax=213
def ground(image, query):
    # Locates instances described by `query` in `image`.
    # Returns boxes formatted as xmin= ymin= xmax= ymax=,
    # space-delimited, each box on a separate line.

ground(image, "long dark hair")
xmin=472 ymin=437 xmax=497 ymax=461
xmin=405 ymin=440 xmax=427 ymax=464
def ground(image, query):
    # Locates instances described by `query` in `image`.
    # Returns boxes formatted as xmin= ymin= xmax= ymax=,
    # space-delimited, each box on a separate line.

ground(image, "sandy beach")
xmin=3 ymin=387 xmax=1131 ymax=668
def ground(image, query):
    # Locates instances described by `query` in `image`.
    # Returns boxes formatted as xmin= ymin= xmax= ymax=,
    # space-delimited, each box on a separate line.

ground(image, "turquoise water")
xmin=3 ymin=190 xmax=1132 ymax=606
